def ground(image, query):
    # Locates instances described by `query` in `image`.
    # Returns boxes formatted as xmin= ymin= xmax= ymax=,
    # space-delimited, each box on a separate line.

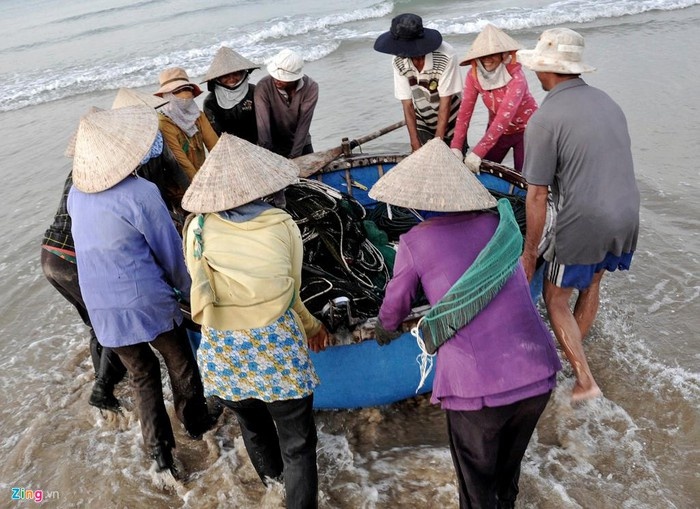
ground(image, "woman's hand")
xmin=307 ymin=325 xmax=331 ymax=353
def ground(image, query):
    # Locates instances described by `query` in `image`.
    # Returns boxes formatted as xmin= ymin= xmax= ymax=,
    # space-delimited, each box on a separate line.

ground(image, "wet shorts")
xmin=545 ymin=251 xmax=634 ymax=290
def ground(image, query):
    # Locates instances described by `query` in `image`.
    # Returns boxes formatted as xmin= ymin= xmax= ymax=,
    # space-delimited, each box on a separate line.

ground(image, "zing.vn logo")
xmin=11 ymin=487 xmax=60 ymax=503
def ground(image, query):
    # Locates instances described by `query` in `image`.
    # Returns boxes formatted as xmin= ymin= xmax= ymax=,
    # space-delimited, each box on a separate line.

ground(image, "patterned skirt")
xmin=197 ymin=309 xmax=319 ymax=403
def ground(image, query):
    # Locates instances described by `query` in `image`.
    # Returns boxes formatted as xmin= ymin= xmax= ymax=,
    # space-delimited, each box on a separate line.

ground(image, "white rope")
xmin=412 ymin=316 xmax=435 ymax=393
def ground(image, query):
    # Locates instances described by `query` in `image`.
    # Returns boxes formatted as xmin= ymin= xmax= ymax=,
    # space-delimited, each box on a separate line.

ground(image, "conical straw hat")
xmin=71 ymin=105 xmax=158 ymax=193
xmin=460 ymin=24 xmax=522 ymax=65
xmin=112 ymin=87 xmax=168 ymax=109
xmin=201 ymin=47 xmax=260 ymax=83
xmin=368 ymin=138 xmax=497 ymax=212
xmin=182 ymin=134 xmax=299 ymax=213
xmin=64 ymin=106 xmax=103 ymax=158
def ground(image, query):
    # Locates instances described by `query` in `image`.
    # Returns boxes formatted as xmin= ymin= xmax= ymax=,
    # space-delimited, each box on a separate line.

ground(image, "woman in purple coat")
xmin=369 ymin=139 xmax=561 ymax=509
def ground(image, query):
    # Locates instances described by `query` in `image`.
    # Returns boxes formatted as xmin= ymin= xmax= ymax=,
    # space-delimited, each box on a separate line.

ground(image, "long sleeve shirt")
xmin=379 ymin=213 xmax=560 ymax=411
xmin=158 ymin=112 xmax=218 ymax=180
xmin=451 ymin=63 xmax=538 ymax=159
xmin=254 ymin=75 xmax=318 ymax=158
xmin=67 ymin=176 xmax=191 ymax=347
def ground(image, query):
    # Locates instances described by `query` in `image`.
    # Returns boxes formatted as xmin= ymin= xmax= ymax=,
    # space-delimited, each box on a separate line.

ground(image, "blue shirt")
xmin=67 ymin=176 xmax=191 ymax=347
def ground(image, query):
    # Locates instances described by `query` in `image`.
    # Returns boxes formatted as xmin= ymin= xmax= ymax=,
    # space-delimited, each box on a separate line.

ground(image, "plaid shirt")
xmin=42 ymin=171 xmax=75 ymax=253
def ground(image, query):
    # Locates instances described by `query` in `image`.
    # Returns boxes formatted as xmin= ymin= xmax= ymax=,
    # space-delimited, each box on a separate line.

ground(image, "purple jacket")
xmin=379 ymin=212 xmax=561 ymax=411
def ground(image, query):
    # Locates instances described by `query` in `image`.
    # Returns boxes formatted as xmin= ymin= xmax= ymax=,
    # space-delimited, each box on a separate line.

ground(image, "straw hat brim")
xmin=64 ymin=106 xmax=104 ymax=158
xmin=201 ymin=47 xmax=260 ymax=83
xmin=517 ymin=49 xmax=596 ymax=74
xmin=182 ymin=134 xmax=300 ymax=213
xmin=112 ymin=87 xmax=169 ymax=109
xmin=154 ymin=81 xmax=203 ymax=97
xmin=368 ymin=138 xmax=497 ymax=212
xmin=459 ymin=25 xmax=522 ymax=65
xmin=71 ymin=105 xmax=158 ymax=193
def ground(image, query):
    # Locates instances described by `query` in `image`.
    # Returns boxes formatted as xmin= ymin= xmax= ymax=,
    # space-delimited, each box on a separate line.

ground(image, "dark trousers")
xmin=221 ymin=395 xmax=318 ymax=509
xmin=113 ymin=324 xmax=209 ymax=452
xmin=41 ymin=248 xmax=126 ymax=385
xmin=483 ymin=131 xmax=525 ymax=171
xmin=446 ymin=392 xmax=551 ymax=509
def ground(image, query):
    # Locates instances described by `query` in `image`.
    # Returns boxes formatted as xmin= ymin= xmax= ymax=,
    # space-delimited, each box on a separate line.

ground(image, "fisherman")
xmin=154 ymin=67 xmax=219 ymax=180
xmin=518 ymin=28 xmax=640 ymax=402
xmin=374 ymin=13 xmax=462 ymax=152
xmin=201 ymin=47 xmax=260 ymax=143
xmin=67 ymin=105 xmax=218 ymax=474
xmin=254 ymin=48 xmax=319 ymax=158
xmin=371 ymin=139 xmax=561 ymax=509
xmin=182 ymin=134 xmax=330 ymax=508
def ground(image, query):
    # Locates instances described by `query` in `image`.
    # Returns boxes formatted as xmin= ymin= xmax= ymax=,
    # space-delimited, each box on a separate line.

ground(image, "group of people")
xmin=39 ymin=13 xmax=639 ymax=509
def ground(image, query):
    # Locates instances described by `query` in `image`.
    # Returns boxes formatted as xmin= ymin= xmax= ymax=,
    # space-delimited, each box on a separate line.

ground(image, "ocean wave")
xmin=1 ymin=0 xmax=697 ymax=112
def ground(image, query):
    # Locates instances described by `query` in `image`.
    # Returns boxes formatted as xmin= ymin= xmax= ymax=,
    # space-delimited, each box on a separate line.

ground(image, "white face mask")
xmin=161 ymin=93 xmax=201 ymax=137
xmin=475 ymin=57 xmax=513 ymax=91
xmin=214 ymin=75 xmax=250 ymax=109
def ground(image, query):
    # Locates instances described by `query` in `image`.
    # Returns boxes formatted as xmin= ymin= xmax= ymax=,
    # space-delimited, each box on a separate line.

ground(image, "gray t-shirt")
xmin=523 ymin=78 xmax=639 ymax=265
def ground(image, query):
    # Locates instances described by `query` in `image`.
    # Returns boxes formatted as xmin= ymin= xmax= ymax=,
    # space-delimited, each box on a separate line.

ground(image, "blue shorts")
xmin=545 ymin=251 xmax=634 ymax=290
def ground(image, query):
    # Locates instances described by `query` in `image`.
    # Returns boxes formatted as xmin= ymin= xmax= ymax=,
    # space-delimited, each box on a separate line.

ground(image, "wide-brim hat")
xmin=374 ymin=13 xmax=442 ymax=58
xmin=460 ymin=24 xmax=522 ymax=65
xmin=368 ymin=138 xmax=497 ymax=212
xmin=517 ymin=27 xmax=595 ymax=74
xmin=154 ymin=67 xmax=203 ymax=97
xmin=64 ymin=106 xmax=103 ymax=158
xmin=266 ymin=49 xmax=304 ymax=82
xmin=182 ymin=133 xmax=300 ymax=213
xmin=201 ymin=47 xmax=260 ymax=83
xmin=71 ymin=105 xmax=158 ymax=193
xmin=112 ymin=87 xmax=168 ymax=109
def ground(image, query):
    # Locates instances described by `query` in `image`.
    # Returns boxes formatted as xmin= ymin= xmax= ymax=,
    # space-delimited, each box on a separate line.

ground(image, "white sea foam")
xmin=1 ymin=0 xmax=697 ymax=112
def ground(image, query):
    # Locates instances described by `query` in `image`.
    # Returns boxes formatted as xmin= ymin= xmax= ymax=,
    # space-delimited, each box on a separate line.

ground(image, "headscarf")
xmin=475 ymin=55 xmax=513 ymax=91
xmin=161 ymin=92 xmax=201 ymax=137
xmin=214 ymin=75 xmax=250 ymax=109
xmin=140 ymin=131 xmax=164 ymax=164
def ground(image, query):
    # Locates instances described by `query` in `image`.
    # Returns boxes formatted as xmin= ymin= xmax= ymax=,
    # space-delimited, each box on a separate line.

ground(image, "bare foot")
xmin=571 ymin=382 xmax=603 ymax=403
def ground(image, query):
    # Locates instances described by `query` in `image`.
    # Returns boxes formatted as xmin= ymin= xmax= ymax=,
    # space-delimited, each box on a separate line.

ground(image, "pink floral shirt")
xmin=450 ymin=63 xmax=538 ymax=158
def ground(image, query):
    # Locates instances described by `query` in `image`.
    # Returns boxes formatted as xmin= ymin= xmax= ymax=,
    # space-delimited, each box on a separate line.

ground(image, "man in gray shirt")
xmin=518 ymin=28 xmax=640 ymax=403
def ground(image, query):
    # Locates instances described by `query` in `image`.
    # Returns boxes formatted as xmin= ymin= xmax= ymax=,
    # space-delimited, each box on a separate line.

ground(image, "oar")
xmin=294 ymin=120 xmax=406 ymax=178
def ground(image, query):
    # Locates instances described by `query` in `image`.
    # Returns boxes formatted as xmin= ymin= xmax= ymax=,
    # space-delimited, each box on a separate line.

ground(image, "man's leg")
xmin=113 ymin=342 xmax=175 ymax=470
xmin=222 ymin=398 xmax=284 ymax=483
xmin=544 ymin=280 xmax=601 ymax=402
xmin=151 ymin=324 xmax=212 ymax=438
xmin=573 ymin=270 xmax=605 ymax=340
xmin=268 ymin=395 xmax=318 ymax=509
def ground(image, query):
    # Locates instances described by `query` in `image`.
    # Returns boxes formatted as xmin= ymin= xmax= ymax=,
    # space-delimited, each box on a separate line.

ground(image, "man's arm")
xmin=434 ymin=95 xmax=453 ymax=140
xmin=522 ymin=183 xmax=549 ymax=281
xmin=401 ymin=99 xmax=422 ymax=152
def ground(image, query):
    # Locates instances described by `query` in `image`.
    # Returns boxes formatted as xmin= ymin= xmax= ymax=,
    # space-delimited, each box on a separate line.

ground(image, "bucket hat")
xmin=182 ymin=133 xmax=299 ymax=213
xmin=459 ymin=24 xmax=522 ymax=65
xmin=267 ymin=49 xmax=304 ymax=82
xmin=154 ymin=67 xmax=203 ymax=97
xmin=368 ymin=138 xmax=497 ymax=212
xmin=71 ymin=105 xmax=159 ymax=193
xmin=517 ymin=27 xmax=595 ymax=74
xmin=112 ymin=87 xmax=168 ymax=109
xmin=374 ymin=13 xmax=442 ymax=58
xmin=201 ymin=47 xmax=260 ymax=83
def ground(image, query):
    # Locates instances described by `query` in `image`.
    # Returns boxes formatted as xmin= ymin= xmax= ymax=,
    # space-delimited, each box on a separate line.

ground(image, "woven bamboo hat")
xmin=71 ymin=105 xmax=158 ymax=193
xmin=459 ymin=24 xmax=522 ymax=65
xmin=64 ymin=106 xmax=103 ymax=158
xmin=182 ymin=133 xmax=299 ymax=213
xmin=112 ymin=87 xmax=168 ymax=109
xmin=201 ymin=47 xmax=260 ymax=83
xmin=368 ymin=138 xmax=497 ymax=212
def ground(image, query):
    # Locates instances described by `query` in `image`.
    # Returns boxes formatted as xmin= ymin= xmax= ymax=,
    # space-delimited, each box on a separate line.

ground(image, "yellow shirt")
xmin=183 ymin=208 xmax=321 ymax=337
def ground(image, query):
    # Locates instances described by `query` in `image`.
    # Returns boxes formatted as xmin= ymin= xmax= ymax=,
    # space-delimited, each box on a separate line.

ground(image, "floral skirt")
xmin=198 ymin=310 xmax=319 ymax=403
